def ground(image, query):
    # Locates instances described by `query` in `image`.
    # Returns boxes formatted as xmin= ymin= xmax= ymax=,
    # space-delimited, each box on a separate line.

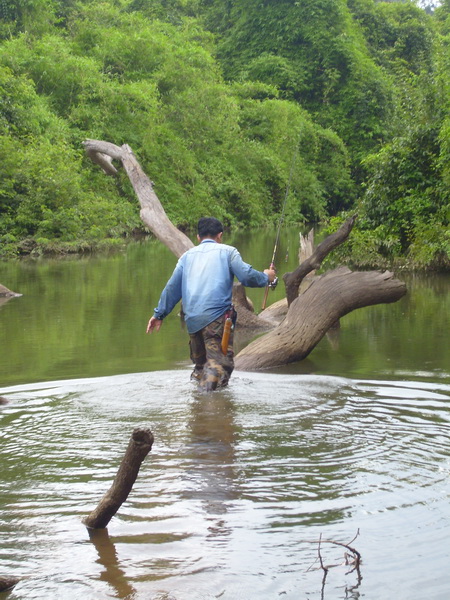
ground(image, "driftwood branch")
xmin=283 ymin=215 xmax=357 ymax=306
xmin=306 ymin=530 xmax=362 ymax=597
xmin=0 ymin=284 xmax=21 ymax=297
xmin=83 ymin=428 xmax=154 ymax=529
xmin=232 ymin=283 xmax=273 ymax=331
xmin=0 ymin=284 xmax=22 ymax=309
xmin=85 ymin=144 xmax=119 ymax=176
xmin=316 ymin=529 xmax=362 ymax=572
xmin=299 ymin=228 xmax=315 ymax=265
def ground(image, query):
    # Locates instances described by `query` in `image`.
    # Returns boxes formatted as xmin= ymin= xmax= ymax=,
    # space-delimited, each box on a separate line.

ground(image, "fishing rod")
xmin=261 ymin=142 xmax=299 ymax=311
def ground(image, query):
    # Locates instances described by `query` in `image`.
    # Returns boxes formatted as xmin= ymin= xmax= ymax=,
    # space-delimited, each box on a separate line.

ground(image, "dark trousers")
xmin=189 ymin=314 xmax=234 ymax=392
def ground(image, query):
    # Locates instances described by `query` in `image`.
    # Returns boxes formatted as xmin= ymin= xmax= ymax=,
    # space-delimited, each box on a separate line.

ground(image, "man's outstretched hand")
xmin=146 ymin=316 xmax=163 ymax=334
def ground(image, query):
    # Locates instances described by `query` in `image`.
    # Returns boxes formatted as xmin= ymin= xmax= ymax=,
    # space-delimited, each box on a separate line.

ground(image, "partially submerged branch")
xmin=83 ymin=428 xmax=153 ymax=529
xmin=235 ymin=267 xmax=406 ymax=370
xmin=0 ymin=284 xmax=22 ymax=298
xmin=306 ymin=530 xmax=362 ymax=598
xmin=0 ymin=284 xmax=22 ymax=309
xmin=0 ymin=576 xmax=20 ymax=592
xmin=315 ymin=529 xmax=362 ymax=573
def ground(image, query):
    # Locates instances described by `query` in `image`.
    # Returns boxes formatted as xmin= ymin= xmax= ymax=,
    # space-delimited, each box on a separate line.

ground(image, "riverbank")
xmin=2 ymin=226 xmax=449 ymax=273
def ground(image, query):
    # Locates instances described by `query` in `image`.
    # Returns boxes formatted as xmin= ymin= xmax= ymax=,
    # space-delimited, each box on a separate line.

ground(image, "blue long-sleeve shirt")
xmin=153 ymin=239 xmax=269 ymax=333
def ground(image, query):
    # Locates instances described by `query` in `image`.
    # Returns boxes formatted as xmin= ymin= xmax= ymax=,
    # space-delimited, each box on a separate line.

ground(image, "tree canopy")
xmin=0 ymin=0 xmax=448 ymax=268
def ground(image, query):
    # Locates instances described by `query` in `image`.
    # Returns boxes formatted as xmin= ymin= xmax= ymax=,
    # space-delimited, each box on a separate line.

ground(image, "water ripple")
xmin=1 ymin=371 xmax=450 ymax=599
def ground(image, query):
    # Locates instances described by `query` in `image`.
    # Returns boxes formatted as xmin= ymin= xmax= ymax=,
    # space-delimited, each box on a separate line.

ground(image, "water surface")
xmin=1 ymin=232 xmax=449 ymax=599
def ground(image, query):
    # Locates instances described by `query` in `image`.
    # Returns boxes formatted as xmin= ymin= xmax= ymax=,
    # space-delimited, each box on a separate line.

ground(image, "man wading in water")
xmin=146 ymin=217 xmax=276 ymax=391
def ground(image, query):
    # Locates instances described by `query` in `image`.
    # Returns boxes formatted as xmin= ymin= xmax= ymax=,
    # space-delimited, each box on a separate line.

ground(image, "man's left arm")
xmin=230 ymin=249 xmax=274 ymax=287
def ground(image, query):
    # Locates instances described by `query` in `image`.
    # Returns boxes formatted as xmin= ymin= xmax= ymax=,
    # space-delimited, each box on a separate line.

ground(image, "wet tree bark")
xmin=283 ymin=215 xmax=357 ymax=306
xmin=84 ymin=140 xmax=407 ymax=371
xmin=83 ymin=428 xmax=154 ymax=529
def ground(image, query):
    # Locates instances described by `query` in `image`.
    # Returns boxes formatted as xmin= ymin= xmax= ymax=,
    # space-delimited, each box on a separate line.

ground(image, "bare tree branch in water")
xmin=306 ymin=530 xmax=362 ymax=599
xmin=0 ymin=576 xmax=20 ymax=592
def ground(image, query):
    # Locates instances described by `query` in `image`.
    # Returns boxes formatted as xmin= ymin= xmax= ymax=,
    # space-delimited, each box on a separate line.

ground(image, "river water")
xmin=1 ymin=229 xmax=449 ymax=600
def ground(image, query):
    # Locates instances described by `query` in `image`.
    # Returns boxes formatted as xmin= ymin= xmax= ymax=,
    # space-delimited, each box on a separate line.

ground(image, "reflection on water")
xmin=89 ymin=528 xmax=136 ymax=599
xmin=1 ymin=235 xmax=448 ymax=388
xmin=1 ymin=370 xmax=449 ymax=599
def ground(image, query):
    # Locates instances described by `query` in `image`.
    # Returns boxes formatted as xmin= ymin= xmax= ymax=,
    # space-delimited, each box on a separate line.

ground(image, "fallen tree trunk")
xmin=235 ymin=267 xmax=406 ymax=370
xmin=83 ymin=428 xmax=153 ymax=529
xmin=84 ymin=140 xmax=407 ymax=372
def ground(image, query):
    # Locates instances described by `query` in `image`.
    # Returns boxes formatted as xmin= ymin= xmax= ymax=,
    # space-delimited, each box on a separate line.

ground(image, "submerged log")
xmin=83 ymin=428 xmax=154 ymax=529
xmin=232 ymin=282 xmax=273 ymax=331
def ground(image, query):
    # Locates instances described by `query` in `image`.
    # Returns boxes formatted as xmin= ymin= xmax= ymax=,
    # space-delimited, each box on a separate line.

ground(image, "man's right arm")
xmin=230 ymin=248 xmax=275 ymax=287
xmin=146 ymin=316 xmax=163 ymax=334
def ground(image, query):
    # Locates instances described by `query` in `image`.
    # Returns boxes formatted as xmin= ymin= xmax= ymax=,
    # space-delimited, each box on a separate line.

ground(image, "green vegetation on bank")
xmin=0 ymin=0 xmax=449 ymax=268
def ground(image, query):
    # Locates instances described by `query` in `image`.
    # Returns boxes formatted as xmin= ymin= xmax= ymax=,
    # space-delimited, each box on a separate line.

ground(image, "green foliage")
xmin=126 ymin=0 xmax=201 ymax=24
xmin=0 ymin=0 xmax=57 ymax=38
xmin=0 ymin=34 xmax=105 ymax=118
xmin=0 ymin=0 xmax=354 ymax=257
xmin=241 ymin=53 xmax=307 ymax=101
xmin=0 ymin=0 xmax=448 ymax=268
xmin=201 ymin=0 xmax=395 ymax=162
xmin=352 ymin=122 xmax=449 ymax=268
xmin=322 ymin=216 xmax=403 ymax=269
xmin=0 ymin=49 xmax=141 ymax=254
xmin=349 ymin=0 xmax=435 ymax=73
xmin=0 ymin=64 xmax=60 ymax=138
